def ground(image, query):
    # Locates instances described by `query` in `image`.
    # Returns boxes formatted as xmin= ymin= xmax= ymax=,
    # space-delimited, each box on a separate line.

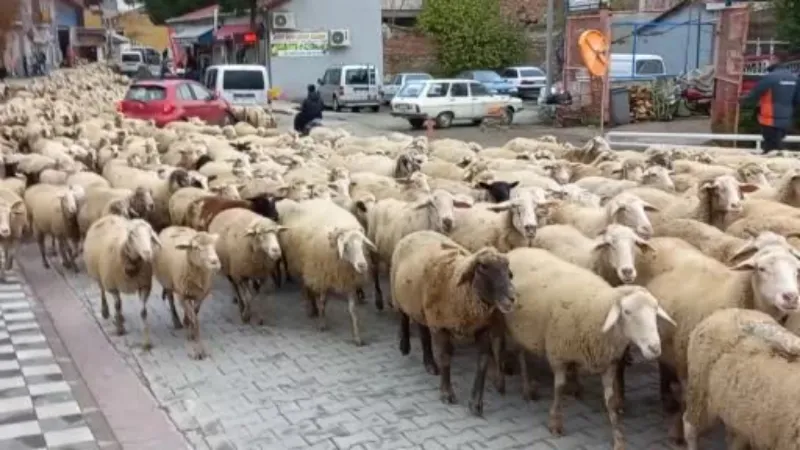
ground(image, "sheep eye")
xmin=508 ymin=271 xmax=514 ymax=280
xmin=623 ymin=309 xmax=631 ymax=315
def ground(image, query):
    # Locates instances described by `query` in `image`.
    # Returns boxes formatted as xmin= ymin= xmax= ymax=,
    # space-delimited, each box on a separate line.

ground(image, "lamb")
xmin=683 ymin=308 xmax=800 ymax=450
xmin=544 ymin=191 xmax=657 ymax=238
xmin=107 ymin=167 xmax=195 ymax=231
xmin=363 ymin=189 xmax=474 ymax=309
xmin=505 ymin=247 xmax=674 ymax=449
xmin=640 ymin=165 xmax=675 ymax=191
xmin=184 ymin=193 xmax=280 ymax=231
xmin=0 ymin=188 xmax=28 ymax=280
xmin=168 ymin=187 xmax=213 ymax=227
xmin=448 ymin=187 xmax=546 ymax=252
xmin=208 ymin=208 xmax=286 ymax=324
xmin=278 ymin=199 xmax=376 ymax=345
xmin=390 ymin=230 xmax=515 ymax=415
xmin=532 ymin=224 xmax=654 ymax=286
xmin=77 ymin=186 xmax=154 ymax=236
xmin=643 ymin=245 xmax=800 ymax=440
xmin=83 ymin=215 xmax=161 ymax=349
xmin=654 ymin=174 xmax=758 ymax=229
xmin=153 ymin=227 xmax=220 ymax=359
xmin=23 ymin=184 xmax=84 ymax=270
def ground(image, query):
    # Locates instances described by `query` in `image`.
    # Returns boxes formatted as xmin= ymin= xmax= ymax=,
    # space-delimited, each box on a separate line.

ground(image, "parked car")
xmin=455 ymin=70 xmax=518 ymax=95
xmin=204 ymin=64 xmax=270 ymax=107
xmin=500 ymin=66 xmax=546 ymax=100
xmin=609 ymin=53 xmax=667 ymax=81
xmin=380 ymin=72 xmax=432 ymax=104
xmin=318 ymin=64 xmax=381 ymax=112
xmin=116 ymin=47 xmax=161 ymax=78
xmin=389 ymin=78 xmax=523 ymax=129
xmin=118 ymin=79 xmax=232 ymax=128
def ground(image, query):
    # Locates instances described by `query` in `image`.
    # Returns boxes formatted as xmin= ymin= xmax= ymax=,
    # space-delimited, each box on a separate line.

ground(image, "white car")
xmin=380 ymin=72 xmax=432 ymax=104
xmin=390 ymin=79 xmax=524 ymax=129
xmin=500 ymin=66 xmax=547 ymax=100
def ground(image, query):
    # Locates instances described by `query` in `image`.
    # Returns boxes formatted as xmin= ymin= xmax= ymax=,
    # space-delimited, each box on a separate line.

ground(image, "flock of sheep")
xmin=3 ymin=64 xmax=800 ymax=449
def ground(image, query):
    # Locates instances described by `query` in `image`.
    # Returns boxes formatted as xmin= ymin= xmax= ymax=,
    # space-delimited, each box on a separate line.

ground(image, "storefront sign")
xmin=271 ymin=31 xmax=328 ymax=57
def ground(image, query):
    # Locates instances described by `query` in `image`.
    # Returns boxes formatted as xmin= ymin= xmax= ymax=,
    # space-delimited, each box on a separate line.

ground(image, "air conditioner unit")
xmin=329 ymin=29 xmax=351 ymax=47
xmin=271 ymin=12 xmax=296 ymax=29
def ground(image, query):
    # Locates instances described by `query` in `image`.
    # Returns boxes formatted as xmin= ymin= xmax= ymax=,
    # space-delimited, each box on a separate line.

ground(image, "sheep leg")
xmin=355 ymin=288 xmax=366 ymax=305
xmin=347 ymin=292 xmax=363 ymax=346
xmin=271 ymin=267 xmax=282 ymax=288
xmin=100 ymin=287 xmax=110 ymax=319
xmin=35 ymin=231 xmax=49 ymax=269
xmin=138 ymin=287 xmax=152 ymax=351
xmin=48 ymin=235 xmax=58 ymax=256
xmin=419 ymin=324 xmax=438 ymax=375
xmin=565 ymin=365 xmax=584 ymax=401
xmin=399 ymin=313 xmax=410 ymax=355
xmin=547 ymin=363 xmax=567 ymax=436
xmin=315 ymin=292 xmax=328 ymax=331
xmin=601 ymin=367 xmax=625 ymax=450
xmin=164 ymin=289 xmax=182 ymax=329
xmin=468 ymin=329 xmax=492 ymax=417
xmin=303 ymin=285 xmax=319 ymax=317
xmin=659 ymin=362 xmax=681 ymax=414
xmin=613 ymin=349 xmax=629 ymax=407
xmin=682 ymin=411 xmax=699 ymax=450
xmin=57 ymin=238 xmax=78 ymax=272
xmin=4 ymin=240 xmax=15 ymax=271
xmin=432 ymin=329 xmax=456 ymax=404
xmin=226 ymin=275 xmax=241 ymax=304
xmin=0 ymin=242 xmax=7 ymax=281
xmin=110 ymin=290 xmax=125 ymax=335
xmin=370 ymin=255 xmax=384 ymax=311
xmin=725 ymin=430 xmax=748 ymax=450
xmin=519 ymin=350 xmax=538 ymax=401
xmin=181 ymin=296 xmax=207 ymax=360
xmin=236 ymin=281 xmax=254 ymax=324
xmin=488 ymin=322 xmax=506 ymax=395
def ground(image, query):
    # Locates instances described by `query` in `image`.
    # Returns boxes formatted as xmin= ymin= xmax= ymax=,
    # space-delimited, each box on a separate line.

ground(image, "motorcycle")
xmin=681 ymin=86 xmax=712 ymax=115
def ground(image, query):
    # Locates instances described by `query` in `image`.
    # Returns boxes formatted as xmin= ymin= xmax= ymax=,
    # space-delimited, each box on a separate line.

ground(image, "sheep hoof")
xmin=141 ymin=342 xmax=153 ymax=352
xmin=42 ymin=260 xmax=50 ymax=269
xmin=468 ymin=400 xmax=483 ymax=417
xmin=316 ymin=322 xmax=328 ymax=332
xmin=494 ymin=379 xmax=505 ymax=395
xmin=115 ymin=326 xmax=126 ymax=336
xmin=439 ymin=390 xmax=456 ymax=405
xmin=232 ymin=296 xmax=238 ymax=304
xmin=171 ymin=318 xmax=183 ymax=329
xmin=355 ymin=288 xmax=366 ymax=304
xmin=424 ymin=361 xmax=439 ymax=376
xmin=547 ymin=418 xmax=564 ymax=436
xmin=353 ymin=337 xmax=365 ymax=347
xmin=189 ymin=346 xmax=207 ymax=360
xmin=662 ymin=396 xmax=680 ymax=414
xmin=399 ymin=340 xmax=410 ymax=355
xmin=523 ymin=390 xmax=539 ymax=402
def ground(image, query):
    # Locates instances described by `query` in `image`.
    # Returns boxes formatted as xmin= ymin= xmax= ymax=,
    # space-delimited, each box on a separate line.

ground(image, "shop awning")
xmin=215 ymin=24 xmax=253 ymax=41
xmin=172 ymin=25 xmax=214 ymax=46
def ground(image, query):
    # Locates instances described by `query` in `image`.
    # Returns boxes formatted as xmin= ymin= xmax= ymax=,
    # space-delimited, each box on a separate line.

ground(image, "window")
xmin=472 ymin=71 xmax=503 ymax=82
xmin=450 ymin=83 xmax=469 ymax=97
xmin=177 ymin=84 xmax=195 ymax=101
xmin=188 ymin=83 xmax=211 ymax=100
xmin=635 ymin=59 xmax=665 ymax=75
xmin=455 ymin=72 xmax=472 ymax=80
xmin=470 ymin=83 xmax=490 ymax=96
xmin=520 ymin=68 xmax=545 ymax=77
xmin=390 ymin=75 xmax=402 ymax=85
xmin=396 ymin=83 xmax=424 ymax=98
xmin=121 ymin=53 xmax=141 ymax=63
xmin=205 ymin=68 xmax=217 ymax=89
xmin=323 ymin=68 xmax=340 ymax=84
xmin=344 ymin=67 xmax=377 ymax=85
xmin=426 ymin=82 xmax=450 ymax=98
xmin=222 ymin=70 xmax=265 ymax=90
xmin=501 ymin=69 xmax=518 ymax=78
xmin=124 ymin=85 xmax=166 ymax=101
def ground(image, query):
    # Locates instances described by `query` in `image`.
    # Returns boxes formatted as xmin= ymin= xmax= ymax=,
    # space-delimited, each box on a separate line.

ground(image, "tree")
xmin=417 ymin=0 xmax=527 ymax=76
xmin=123 ymin=0 xmax=215 ymax=25
xmin=217 ymin=0 xmax=258 ymax=29
xmin=772 ymin=0 xmax=800 ymax=51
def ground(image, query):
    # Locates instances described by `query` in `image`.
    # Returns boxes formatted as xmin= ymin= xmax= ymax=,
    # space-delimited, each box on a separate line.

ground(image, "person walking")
xmin=293 ymin=84 xmax=324 ymax=134
xmin=740 ymin=63 xmax=800 ymax=153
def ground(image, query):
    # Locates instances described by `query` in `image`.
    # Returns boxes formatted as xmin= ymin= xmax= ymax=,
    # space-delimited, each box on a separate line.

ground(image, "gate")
xmin=562 ymin=10 xmax=611 ymax=126
xmin=711 ymin=4 xmax=750 ymax=134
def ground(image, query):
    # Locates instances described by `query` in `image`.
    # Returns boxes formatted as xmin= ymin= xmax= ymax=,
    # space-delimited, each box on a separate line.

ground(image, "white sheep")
xmin=83 ymin=215 xmax=161 ymax=349
xmin=153 ymin=227 xmax=220 ymax=360
xmin=23 ymin=184 xmax=84 ymax=270
xmin=544 ymin=191 xmax=658 ymax=238
xmin=0 ymin=188 xmax=28 ymax=280
xmin=505 ymin=247 xmax=674 ymax=449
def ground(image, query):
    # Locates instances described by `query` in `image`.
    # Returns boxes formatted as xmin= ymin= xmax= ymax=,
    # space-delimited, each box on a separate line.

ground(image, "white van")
xmin=317 ymin=64 xmax=381 ymax=112
xmin=204 ymin=65 xmax=270 ymax=107
xmin=609 ymin=53 xmax=667 ymax=81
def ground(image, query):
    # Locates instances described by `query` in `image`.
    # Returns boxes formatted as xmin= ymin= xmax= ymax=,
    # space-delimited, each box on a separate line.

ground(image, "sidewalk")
xmin=0 ymin=270 xmax=112 ymax=450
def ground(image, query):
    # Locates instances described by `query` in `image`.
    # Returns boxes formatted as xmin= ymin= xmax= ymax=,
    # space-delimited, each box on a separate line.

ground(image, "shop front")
xmin=171 ymin=25 xmax=214 ymax=72
xmin=214 ymin=24 xmax=259 ymax=64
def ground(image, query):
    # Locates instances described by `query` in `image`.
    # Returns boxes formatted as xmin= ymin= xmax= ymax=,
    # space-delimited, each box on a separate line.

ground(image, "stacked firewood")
xmin=628 ymin=85 xmax=655 ymax=121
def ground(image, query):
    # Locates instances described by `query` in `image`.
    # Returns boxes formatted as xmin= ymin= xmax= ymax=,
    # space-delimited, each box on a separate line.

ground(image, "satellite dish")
xmin=578 ymin=29 xmax=609 ymax=76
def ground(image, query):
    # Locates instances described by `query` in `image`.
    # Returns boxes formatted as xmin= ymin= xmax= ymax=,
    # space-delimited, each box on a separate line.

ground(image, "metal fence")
xmin=610 ymin=19 xmax=716 ymax=80
xmin=562 ymin=10 xmax=611 ymax=125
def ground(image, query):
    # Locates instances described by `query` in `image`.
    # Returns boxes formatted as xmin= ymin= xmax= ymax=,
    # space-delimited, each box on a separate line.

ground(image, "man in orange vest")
xmin=740 ymin=62 xmax=800 ymax=153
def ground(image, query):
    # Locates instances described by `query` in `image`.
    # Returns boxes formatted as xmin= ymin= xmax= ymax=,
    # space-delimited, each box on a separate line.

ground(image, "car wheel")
xmin=370 ymin=105 xmax=380 ymax=112
xmin=471 ymin=119 xmax=483 ymax=126
xmin=333 ymin=97 xmax=342 ymax=112
xmin=436 ymin=112 xmax=454 ymax=129
xmin=502 ymin=108 xmax=514 ymax=126
xmin=409 ymin=118 xmax=425 ymax=129
xmin=352 ymin=106 xmax=361 ymax=113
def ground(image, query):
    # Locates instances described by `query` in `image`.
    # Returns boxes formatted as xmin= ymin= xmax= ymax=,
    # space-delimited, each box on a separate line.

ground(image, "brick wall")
xmin=382 ymin=0 xmax=550 ymax=76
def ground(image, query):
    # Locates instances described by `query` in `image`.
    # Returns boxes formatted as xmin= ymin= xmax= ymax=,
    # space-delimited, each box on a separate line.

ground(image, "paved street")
xmin=14 ymin=243 xmax=726 ymax=450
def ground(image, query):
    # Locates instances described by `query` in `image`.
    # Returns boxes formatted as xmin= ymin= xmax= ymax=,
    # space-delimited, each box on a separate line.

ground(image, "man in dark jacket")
xmin=294 ymin=84 xmax=324 ymax=133
xmin=740 ymin=64 xmax=800 ymax=153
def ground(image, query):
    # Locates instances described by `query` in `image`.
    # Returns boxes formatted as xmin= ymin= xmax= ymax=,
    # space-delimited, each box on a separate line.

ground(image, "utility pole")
xmin=544 ymin=0 xmax=555 ymax=97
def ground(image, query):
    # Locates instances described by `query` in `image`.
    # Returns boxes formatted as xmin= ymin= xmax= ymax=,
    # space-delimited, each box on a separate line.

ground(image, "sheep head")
xmin=458 ymin=247 xmax=516 ymax=314
xmin=328 ymin=227 xmax=375 ymax=274
xmin=175 ymin=232 xmax=221 ymax=271
xmin=246 ymin=222 xmax=287 ymax=261
xmin=603 ymin=285 xmax=675 ymax=360
xmin=732 ymin=246 xmax=800 ymax=314
xmin=604 ymin=192 xmax=658 ymax=238
xmin=411 ymin=189 xmax=473 ymax=234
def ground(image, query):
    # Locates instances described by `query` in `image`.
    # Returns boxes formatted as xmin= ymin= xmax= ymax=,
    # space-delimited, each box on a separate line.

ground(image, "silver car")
xmin=380 ymin=72 xmax=432 ymax=105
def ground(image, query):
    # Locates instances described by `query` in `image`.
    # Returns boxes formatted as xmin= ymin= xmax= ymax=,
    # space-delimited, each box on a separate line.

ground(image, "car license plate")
xmin=234 ymin=93 xmax=255 ymax=99
xmin=396 ymin=104 xmax=410 ymax=111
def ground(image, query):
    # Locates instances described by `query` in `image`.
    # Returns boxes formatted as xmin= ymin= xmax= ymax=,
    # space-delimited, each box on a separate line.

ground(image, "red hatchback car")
xmin=118 ymin=79 xmax=233 ymax=127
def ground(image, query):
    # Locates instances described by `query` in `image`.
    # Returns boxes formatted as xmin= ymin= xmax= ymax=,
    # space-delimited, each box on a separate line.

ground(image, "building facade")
xmin=84 ymin=5 xmax=170 ymax=51
xmin=270 ymin=0 xmax=383 ymax=99
xmin=3 ymin=0 xmax=63 ymax=77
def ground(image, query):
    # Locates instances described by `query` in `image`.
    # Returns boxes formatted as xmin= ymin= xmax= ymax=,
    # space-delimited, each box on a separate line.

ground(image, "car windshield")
xmin=473 ymin=71 xmax=503 ymax=82
xmin=121 ymin=53 xmax=141 ymax=63
xmin=345 ymin=67 xmax=377 ymax=85
xmin=222 ymin=70 xmax=265 ymax=90
xmin=405 ymin=74 xmax=431 ymax=82
xmin=520 ymin=68 xmax=545 ymax=77
xmin=125 ymin=85 xmax=166 ymax=101
xmin=396 ymin=83 xmax=424 ymax=98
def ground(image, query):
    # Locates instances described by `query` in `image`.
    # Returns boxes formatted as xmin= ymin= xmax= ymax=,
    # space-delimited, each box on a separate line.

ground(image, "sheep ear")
xmin=700 ymin=180 xmax=716 ymax=190
xmin=453 ymin=195 xmax=474 ymax=208
xmin=355 ymin=200 xmax=370 ymax=212
xmin=593 ymin=240 xmax=610 ymax=251
xmin=739 ymin=182 xmax=759 ymax=193
xmin=207 ymin=233 xmax=220 ymax=244
xmin=602 ymin=303 xmax=621 ymax=333
xmin=657 ymin=306 xmax=676 ymax=327
xmin=642 ymin=201 xmax=659 ymax=212
xmin=150 ymin=230 xmax=162 ymax=248
xmin=731 ymin=258 xmax=756 ymax=271
xmin=175 ymin=243 xmax=191 ymax=250
xmin=361 ymin=234 xmax=377 ymax=251
xmin=509 ymin=181 xmax=519 ymax=188
xmin=728 ymin=242 xmax=758 ymax=264
xmin=245 ymin=225 xmax=258 ymax=236
xmin=477 ymin=182 xmax=491 ymax=189
xmin=635 ymin=238 xmax=656 ymax=253
xmin=274 ymin=226 xmax=289 ymax=234
xmin=396 ymin=178 xmax=411 ymax=185
xmin=412 ymin=197 xmax=433 ymax=210
xmin=458 ymin=258 xmax=477 ymax=286
xmin=10 ymin=201 xmax=25 ymax=214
